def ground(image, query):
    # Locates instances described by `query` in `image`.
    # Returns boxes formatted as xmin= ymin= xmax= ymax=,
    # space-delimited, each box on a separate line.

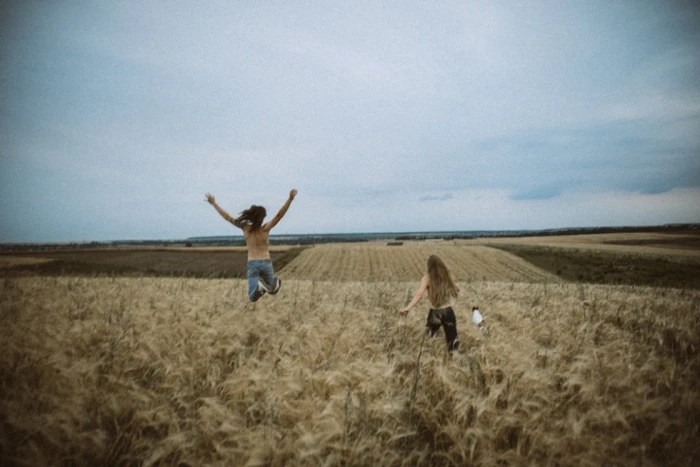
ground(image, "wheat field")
xmin=281 ymin=244 xmax=560 ymax=283
xmin=1 ymin=244 xmax=699 ymax=466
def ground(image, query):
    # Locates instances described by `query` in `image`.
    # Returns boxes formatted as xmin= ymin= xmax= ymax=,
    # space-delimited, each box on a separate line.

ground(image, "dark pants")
xmin=426 ymin=307 xmax=459 ymax=351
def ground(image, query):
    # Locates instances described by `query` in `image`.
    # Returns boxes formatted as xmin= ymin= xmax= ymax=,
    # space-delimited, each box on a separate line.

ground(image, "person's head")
xmin=238 ymin=205 xmax=267 ymax=230
xmin=427 ymin=255 xmax=459 ymax=306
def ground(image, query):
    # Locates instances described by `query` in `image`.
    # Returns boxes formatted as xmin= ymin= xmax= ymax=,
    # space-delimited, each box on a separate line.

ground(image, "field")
xmin=280 ymin=244 xmax=560 ymax=283
xmin=2 ymin=232 xmax=700 ymax=466
xmin=0 ymin=247 xmax=304 ymax=279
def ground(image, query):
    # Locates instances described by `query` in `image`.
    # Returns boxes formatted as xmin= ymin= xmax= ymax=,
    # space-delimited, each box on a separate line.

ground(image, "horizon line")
xmin=2 ymin=223 xmax=697 ymax=246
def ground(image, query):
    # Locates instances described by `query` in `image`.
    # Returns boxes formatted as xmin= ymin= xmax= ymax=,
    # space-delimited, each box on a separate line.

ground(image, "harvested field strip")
xmin=281 ymin=245 xmax=561 ymax=283
xmin=1 ymin=277 xmax=698 ymax=465
xmin=470 ymin=232 xmax=700 ymax=259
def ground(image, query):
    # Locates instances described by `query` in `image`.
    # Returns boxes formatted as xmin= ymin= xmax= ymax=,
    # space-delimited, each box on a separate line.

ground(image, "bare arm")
xmin=399 ymin=275 xmax=429 ymax=315
xmin=205 ymin=193 xmax=243 ymax=229
xmin=263 ymin=189 xmax=297 ymax=232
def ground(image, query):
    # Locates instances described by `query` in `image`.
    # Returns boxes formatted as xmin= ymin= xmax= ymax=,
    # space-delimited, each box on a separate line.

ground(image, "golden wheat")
xmin=2 ymin=272 xmax=699 ymax=466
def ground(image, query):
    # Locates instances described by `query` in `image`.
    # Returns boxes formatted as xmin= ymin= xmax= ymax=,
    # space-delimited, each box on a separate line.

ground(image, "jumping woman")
xmin=205 ymin=189 xmax=297 ymax=302
xmin=399 ymin=255 xmax=461 ymax=352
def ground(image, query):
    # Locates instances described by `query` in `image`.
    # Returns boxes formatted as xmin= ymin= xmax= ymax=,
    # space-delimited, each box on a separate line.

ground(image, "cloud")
xmin=510 ymin=187 xmax=561 ymax=201
xmin=419 ymin=193 xmax=455 ymax=202
xmin=1 ymin=1 xmax=700 ymax=242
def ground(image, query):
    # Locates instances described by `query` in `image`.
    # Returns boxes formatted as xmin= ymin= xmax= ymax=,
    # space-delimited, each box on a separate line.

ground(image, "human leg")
xmin=258 ymin=260 xmax=281 ymax=294
xmin=440 ymin=307 xmax=459 ymax=351
xmin=247 ymin=260 xmax=267 ymax=302
xmin=425 ymin=309 xmax=443 ymax=338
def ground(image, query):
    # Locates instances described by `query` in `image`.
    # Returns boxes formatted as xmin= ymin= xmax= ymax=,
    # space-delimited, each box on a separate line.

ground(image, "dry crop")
xmin=281 ymin=244 xmax=560 ymax=283
xmin=2 ymin=271 xmax=699 ymax=465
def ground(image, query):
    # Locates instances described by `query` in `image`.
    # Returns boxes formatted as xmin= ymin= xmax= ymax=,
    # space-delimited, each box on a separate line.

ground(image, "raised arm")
xmin=205 ymin=193 xmax=243 ymax=229
xmin=399 ymin=275 xmax=429 ymax=315
xmin=262 ymin=189 xmax=297 ymax=232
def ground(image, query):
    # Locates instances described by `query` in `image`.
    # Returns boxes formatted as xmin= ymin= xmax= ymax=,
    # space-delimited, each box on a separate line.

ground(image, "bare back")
xmin=243 ymin=227 xmax=271 ymax=260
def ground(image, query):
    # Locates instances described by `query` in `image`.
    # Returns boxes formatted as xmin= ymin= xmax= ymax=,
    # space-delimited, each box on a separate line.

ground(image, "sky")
xmin=1 ymin=1 xmax=699 ymax=243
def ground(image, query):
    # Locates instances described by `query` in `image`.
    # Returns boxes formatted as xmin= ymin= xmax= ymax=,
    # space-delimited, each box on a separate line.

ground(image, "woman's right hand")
xmin=205 ymin=193 xmax=216 ymax=204
xmin=398 ymin=307 xmax=409 ymax=316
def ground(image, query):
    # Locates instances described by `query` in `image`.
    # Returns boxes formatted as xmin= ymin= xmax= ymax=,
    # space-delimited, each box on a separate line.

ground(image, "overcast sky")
xmin=2 ymin=1 xmax=699 ymax=242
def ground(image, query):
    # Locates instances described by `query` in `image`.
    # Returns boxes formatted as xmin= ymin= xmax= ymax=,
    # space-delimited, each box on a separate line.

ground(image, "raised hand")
xmin=205 ymin=193 xmax=216 ymax=204
xmin=289 ymin=189 xmax=298 ymax=200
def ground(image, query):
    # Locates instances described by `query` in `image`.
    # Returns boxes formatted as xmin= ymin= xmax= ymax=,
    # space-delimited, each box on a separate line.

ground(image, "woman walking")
xmin=206 ymin=189 xmax=297 ymax=302
xmin=399 ymin=255 xmax=461 ymax=352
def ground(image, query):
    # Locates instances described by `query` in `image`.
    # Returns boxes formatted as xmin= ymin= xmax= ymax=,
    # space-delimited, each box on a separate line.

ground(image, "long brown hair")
xmin=427 ymin=255 xmax=459 ymax=306
xmin=236 ymin=205 xmax=266 ymax=230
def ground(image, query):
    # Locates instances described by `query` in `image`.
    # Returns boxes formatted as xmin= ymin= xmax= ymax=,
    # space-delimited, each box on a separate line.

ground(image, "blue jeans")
xmin=247 ymin=259 xmax=276 ymax=302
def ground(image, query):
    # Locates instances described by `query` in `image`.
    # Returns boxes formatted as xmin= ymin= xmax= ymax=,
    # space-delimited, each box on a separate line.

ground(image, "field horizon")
xmin=3 ymin=222 xmax=698 ymax=250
